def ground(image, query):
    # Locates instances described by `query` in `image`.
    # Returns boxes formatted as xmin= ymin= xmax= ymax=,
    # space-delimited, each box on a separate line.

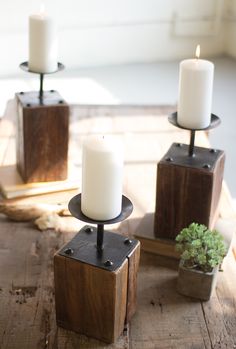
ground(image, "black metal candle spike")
xmin=19 ymin=61 xmax=64 ymax=103
xmin=189 ymin=130 xmax=195 ymax=157
xmin=39 ymin=73 xmax=44 ymax=100
xmin=168 ymin=112 xmax=221 ymax=157
xmin=68 ymin=194 xmax=133 ymax=253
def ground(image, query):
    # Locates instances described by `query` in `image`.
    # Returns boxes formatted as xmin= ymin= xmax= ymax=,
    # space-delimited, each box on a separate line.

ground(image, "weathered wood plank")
xmin=200 ymin=251 xmax=236 ymax=349
xmin=0 ymin=217 xmax=129 ymax=349
xmin=0 ymin=105 xmax=235 ymax=349
xmin=130 ymin=253 xmax=212 ymax=349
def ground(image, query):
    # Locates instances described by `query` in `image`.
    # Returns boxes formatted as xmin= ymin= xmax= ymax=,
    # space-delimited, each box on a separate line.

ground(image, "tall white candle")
xmin=81 ymin=135 xmax=123 ymax=221
xmin=177 ymin=45 xmax=214 ymax=129
xmin=29 ymin=4 xmax=58 ymax=73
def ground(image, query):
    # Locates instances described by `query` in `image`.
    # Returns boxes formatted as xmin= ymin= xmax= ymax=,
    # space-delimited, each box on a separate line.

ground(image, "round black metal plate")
xmin=19 ymin=61 xmax=65 ymax=74
xmin=168 ymin=112 xmax=221 ymax=131
xmin=68 ymin=194 xmax=133 ymax=225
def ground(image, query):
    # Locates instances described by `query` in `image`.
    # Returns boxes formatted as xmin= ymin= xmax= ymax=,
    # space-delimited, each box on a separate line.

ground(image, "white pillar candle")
xmin=29 ymin=4 xmax=58 ymax=73
xmin=177 ymin=45 xmax=214 ymax=129
xmin=81 ymin=135 xmax=123 ymax=221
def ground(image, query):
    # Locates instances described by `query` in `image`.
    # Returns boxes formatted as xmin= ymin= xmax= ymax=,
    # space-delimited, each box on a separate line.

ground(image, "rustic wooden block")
xmin=54 ymin=227 xmax=140 ymax=343
xmin=154 ymin=143 xmax=225 ymax=239
xmin=16 ymin=91 xmax=69 ymax=183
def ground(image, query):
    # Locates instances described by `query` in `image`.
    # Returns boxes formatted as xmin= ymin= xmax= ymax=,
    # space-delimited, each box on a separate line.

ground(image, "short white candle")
xmin=29 ymin=4 xmax=58 ymax=73
xmin=177 ymin=45 xmax=214 ymax=129
xmin=81 ymin=135 xmax=123 ymax=221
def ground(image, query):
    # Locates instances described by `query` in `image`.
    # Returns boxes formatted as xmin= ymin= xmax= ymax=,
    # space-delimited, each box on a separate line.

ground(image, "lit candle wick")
xmin=195 ymin=44 xmax=200 ymax=60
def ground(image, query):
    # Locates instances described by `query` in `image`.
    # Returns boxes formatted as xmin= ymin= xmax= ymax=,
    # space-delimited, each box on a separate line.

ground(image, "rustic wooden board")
xmin=0 ymin=163 xmax=79 ymax=199
xmin=0 ymin=103 xmax=235 ymax=348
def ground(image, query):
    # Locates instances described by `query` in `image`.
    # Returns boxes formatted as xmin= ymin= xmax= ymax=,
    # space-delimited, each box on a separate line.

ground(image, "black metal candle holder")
xmin=54 ymin=193 xmax=140 ymax=343
xmin=168 ymin=112 xmax=221 ymax=157
xmin=62 ymin=193 xmax=137 ymax=271
xmin=19 ymin=61 xmax=64 ymax=102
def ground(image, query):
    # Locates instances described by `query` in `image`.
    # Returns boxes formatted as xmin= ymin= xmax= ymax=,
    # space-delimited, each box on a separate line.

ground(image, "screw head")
xmin=19 ymin=91 xmax=24 ymax=95
xmin=64 ymin=248 xmax=73 ymax=255
xmin=58 ymin=100 xmax=64 ymax=104
xmin=50 ymin=89 xmax=55 ymax=93
xmin=165 ymin=157 xmax=173 ymax=162
xmin=210 ymin=149 xmax=217 ymax=153
xmin=26 ymin=103 xmax=31 ymax=107
xmin=203 ymin=164 xmax=211 ymax=169
xmin=124 ymin=238 xmax=132 ymax=245
xmin=104 ymin=260 xmax=113 ymax=267
xmin=85 ymin=227 xmax=93 ymax=233
xmin=176 ymin=143 xmax=183 ymax=147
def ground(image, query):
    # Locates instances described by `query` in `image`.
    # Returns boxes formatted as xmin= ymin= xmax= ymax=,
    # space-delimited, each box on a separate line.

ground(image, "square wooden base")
xmin=16 ymin=91 xmax=69 ymax=183
xmin=154 ymin=143 xmax=225 ymax=239
xmin=54 ymin=226 xmax=140 ymax=343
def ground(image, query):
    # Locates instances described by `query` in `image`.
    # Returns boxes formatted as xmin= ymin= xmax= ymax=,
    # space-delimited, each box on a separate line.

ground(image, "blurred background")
xmin=0 ymin=0 xmax=236 ymax=200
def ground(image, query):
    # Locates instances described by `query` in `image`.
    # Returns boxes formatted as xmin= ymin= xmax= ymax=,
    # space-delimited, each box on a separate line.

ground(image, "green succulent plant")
xmin=175 ymin=223 xmax=227 ymax=273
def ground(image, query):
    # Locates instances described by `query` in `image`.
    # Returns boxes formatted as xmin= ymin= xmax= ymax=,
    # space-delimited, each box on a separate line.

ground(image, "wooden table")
xmin=0 ymin=102 xmax=236 ymax=349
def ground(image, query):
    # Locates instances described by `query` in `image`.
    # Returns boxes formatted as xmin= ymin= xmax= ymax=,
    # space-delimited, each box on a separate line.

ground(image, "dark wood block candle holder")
xmin=16 ymin=62 xmax=69 ymax=183
xmin=154 ymin=143 xmax=225 ymax=239
xmin=16 ymin=90 xmax=69 ymax=183
xmin=54 ymin=194 xmax=140 ymax=343
xmin=154 ymin=113 xmax=225 ymax=240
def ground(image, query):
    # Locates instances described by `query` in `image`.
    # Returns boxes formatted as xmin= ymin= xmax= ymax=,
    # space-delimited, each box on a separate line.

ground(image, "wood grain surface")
xmin=125 ymin=242 xmax=140 ymax=324
xmin=0 ymin=103 xmax=235 ymax=348
xmin=54 ymin=254 xmax=128 ymax=343
xmin=154 ymin=148 xmax=226 ymax=239
xmin=16 ymin=91 xmax=69 ymax=183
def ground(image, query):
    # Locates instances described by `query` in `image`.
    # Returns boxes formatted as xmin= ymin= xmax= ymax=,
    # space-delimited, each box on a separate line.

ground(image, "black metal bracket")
xmin=16 ymin=90 xmax=66 ymax=108
xmin=59 ymin=225 xmax=138 ymax=272
xmin=163 ymin=143 xmax=224 ymax=170
xmin=19 ymin=61 xmax=64 ymax=103
xmin=168 ymin=112 xmax=221 ymax=157
xmin=67 ymin=193 xmax=134 ymax=264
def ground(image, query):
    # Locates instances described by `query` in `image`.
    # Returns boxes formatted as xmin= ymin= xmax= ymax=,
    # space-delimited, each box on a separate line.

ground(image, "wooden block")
xmin=134 ymin=212 xmax=180 ymax=259
xmin=0 ymin=163 xmax=79 ymax=199
xmin=154 ymin=143 xmax=225 ymax=239
xmin=16 ymin=91 xmax=69 ymax=183
xmin=125 ymin=242 xmax=140 ymax=323
xmin=54 ymin=227 xmax=140 ymax=343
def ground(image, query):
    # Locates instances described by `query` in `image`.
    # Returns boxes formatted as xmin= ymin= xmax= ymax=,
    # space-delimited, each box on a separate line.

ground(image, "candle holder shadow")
xmin=54 ymin=193 xmax=140 ymax=343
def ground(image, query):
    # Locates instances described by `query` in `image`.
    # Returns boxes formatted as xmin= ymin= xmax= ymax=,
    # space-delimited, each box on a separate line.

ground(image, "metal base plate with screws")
xmin=16 ymin=90 xmax=65 ymax=107
xmin=163 ymin=143 xmax=224 ymax=170
xmin=59 ymin=225 xmax=138 ymax=272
